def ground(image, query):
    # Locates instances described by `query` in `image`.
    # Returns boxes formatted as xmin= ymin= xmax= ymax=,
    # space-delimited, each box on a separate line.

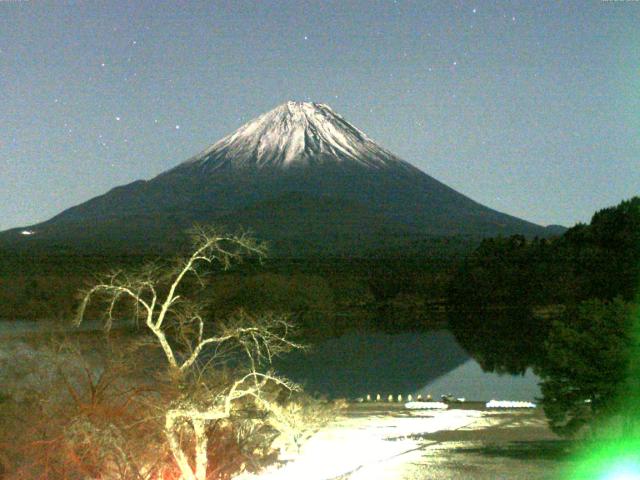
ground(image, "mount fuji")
xmin=1 ymin=101 xmax=554 ymax=255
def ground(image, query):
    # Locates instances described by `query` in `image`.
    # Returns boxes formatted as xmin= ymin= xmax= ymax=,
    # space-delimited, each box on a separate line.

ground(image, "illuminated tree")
xmin=76 ymin=226 xmax=306 ymax=480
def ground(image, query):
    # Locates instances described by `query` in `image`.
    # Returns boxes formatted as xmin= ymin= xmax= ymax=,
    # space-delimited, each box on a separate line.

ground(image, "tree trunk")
xmin=166 ymin=415 xmax=198 ymax=480
xmin=193 ymin=419 xmax=209 ymax=480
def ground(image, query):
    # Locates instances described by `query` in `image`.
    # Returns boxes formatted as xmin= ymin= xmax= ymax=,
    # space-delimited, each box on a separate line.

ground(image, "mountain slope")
xmin=1 ymin=101 xmax=551 ymax=255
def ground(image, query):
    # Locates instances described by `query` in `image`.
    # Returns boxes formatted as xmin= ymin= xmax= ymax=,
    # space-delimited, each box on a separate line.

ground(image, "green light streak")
xmin=566 ymin=437 xmax=640 ymax=479
xmin=562 ymin=303 xmax=640 ymax=479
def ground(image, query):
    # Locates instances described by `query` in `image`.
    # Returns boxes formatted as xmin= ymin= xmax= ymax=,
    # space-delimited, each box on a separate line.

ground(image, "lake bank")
xmin=236 ymin=403 xmax=570 ymax=480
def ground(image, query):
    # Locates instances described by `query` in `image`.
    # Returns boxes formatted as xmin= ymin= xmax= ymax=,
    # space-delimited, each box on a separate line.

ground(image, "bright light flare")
xmin=600 ymin=460 xmax=640 ymax=480
xmin=567 ymin=438 xmax=640 ymax=480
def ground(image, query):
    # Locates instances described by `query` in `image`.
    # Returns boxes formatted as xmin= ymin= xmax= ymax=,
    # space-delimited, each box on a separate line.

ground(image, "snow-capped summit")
xmin=177 ymin=101 xmax=413 ymax=172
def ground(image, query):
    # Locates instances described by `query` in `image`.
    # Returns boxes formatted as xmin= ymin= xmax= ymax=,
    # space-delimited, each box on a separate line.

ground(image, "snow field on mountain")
xmin=184 ymin=101 xmax=412 ymax=171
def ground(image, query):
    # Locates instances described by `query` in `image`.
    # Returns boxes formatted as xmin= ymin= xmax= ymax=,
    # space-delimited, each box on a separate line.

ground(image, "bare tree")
xmin=76 ymin=226 xmax=306 ymax=480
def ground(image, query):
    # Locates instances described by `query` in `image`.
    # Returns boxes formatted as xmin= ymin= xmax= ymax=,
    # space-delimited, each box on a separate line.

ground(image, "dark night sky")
xmin=1 ymin=0 xmax=638 ymax=231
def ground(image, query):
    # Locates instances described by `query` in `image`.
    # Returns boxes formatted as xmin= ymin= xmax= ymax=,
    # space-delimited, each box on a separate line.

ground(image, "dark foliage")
xmin=446 ymin=196 xmax=640 ymax=436
xmin=0 ymin=241 xmax=473 ymax=339
xmin=537 ymin=298 xmax=636 ymax=437
xmin=447 ymin=235 xmax=560 ymax=373
xmin=447 ymin=196 xmax=640 ymax=373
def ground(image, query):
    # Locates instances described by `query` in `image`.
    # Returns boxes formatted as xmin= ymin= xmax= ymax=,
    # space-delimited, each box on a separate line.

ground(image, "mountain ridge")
xmin=0 ymin=101 xmax=559 ymax=256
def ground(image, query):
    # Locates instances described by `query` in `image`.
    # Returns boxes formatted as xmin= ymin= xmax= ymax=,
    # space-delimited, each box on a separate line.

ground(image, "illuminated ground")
xmin=237 ymin=403 xmax=574 ymax=480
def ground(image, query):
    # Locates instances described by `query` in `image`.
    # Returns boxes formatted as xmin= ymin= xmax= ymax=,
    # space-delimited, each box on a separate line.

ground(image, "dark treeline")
xmin=0 ymin=236 xmax=476 ymax=338
xmin=448 ymin=196 xmax=640 ymax=435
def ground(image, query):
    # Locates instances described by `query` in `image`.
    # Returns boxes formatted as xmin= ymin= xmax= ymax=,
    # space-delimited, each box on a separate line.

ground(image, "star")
xmin=304 ymin=35 xmax=308 ymax=40
xmin=175 ymin=124 xmax=180 ymax=130
xmin=101 ymin=62 xmax=106 ymax=67
xmin=115 ymin=116 xmax=121 ymax=121
xmin=472 ymin=8 xmax=477 ymax=13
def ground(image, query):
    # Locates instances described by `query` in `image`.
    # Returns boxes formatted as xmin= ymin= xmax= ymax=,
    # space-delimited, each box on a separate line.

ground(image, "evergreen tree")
xmin=537 ymin=298 xmax=635 ymax=437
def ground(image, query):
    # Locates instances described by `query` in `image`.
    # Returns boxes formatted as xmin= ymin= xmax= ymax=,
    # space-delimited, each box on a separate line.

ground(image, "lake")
xmin=274 ymin=330 xmax=541 ymax=401
xmin=0 ymin=321 xmax=541 ymax=402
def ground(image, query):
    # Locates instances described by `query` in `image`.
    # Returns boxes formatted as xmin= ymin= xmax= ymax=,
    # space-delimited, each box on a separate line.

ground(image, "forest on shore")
xmin=0 ymin=236 xmax=475 ymax=336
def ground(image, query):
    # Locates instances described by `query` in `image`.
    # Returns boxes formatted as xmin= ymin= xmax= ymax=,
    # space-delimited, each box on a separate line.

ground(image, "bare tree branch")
xmin=74 ymin=226 xmax=305 ymax=480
